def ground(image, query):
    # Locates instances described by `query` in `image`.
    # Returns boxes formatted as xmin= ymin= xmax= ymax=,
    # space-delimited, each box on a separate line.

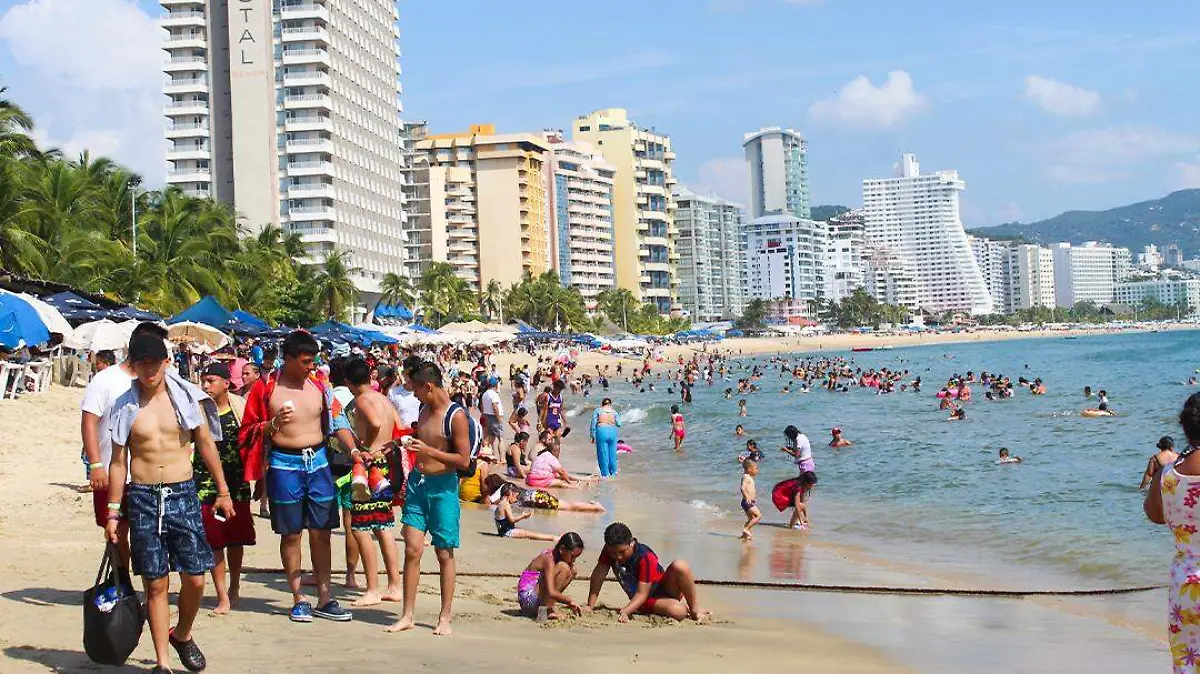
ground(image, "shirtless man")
xmin=344 ymin=357 xmax=404 ymax=607
xmin=240 ymin=330 xmax=356 ymax=623
xmin=106 ymin=334 xmax=233 ymax=674
xmin=387 ymin=361 xmax=472 ymax=636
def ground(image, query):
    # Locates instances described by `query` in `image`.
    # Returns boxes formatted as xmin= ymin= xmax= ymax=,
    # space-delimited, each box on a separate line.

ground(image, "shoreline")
xmin=0 ymin=385 xmax=910 ymax=674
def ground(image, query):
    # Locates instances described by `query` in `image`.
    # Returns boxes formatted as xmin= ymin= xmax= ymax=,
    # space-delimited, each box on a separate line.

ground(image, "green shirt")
xmin=193 ymin=408 xmax=252 ymax=504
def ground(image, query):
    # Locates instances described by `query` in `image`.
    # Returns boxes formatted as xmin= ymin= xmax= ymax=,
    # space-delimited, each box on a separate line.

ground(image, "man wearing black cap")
xmin=106 ymin=333 xmax=234 ymax=674
xmin=197 ymin=362 xmax=253 ymax=615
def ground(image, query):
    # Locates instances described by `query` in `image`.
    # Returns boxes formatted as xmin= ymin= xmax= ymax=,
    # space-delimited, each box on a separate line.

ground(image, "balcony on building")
xmin=286 ymin=182 xmax=335 ymax=200
xmin=282 ymin=48 xmax=330 ymax=66
xmin=283 ymin=93 xmax=333 ymax=111
xmin=281 ymin=25 xmax=331 ymax=45
xmin=284 ymin=114 xmax=333 ymax=133
xmin=160 ymin=9 xmax=206 ymax=28
xmin=166 ymin=167 xmax=211 ymax=182
xmin=287 ymin=160 xmax=334 ymax=177
xmin=165 ymin=121 xmax=209 ymax=139
xmin=163 ymin=55 xmax=208 ymax=73
xmin=285 ymin=136 xmax=335 ymax=154
xmin=288 ymin=204 xmax=337 ymax=222
xmin=164 ymin=32 xmax=207 ymax=50
xmin=282 ymin=70 xmax=332 ymax=89
xmin=163 ymin=99 xmax=209 ymax=116
xmin=280 ymin=1 xmax=330 ymax=22
xmin=164 ymin=75 xmax=208 ymax=95
xmin=166 ymin=143 xmax=210 ymax=161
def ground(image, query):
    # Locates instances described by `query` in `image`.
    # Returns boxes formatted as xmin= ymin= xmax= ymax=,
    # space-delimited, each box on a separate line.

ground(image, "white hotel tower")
xmin=160 ymin=0 xmax=408 ymax=296
xmin=862 ymin=154 xmax=993 ymax=315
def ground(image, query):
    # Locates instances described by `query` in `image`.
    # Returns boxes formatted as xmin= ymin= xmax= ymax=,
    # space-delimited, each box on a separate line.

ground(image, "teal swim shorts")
xmin=400 ymin=469 xmax=461 ymax=549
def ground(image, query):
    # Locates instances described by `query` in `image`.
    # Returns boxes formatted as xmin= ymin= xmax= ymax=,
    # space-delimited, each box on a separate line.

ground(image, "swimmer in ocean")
xmin=738 ymin=399 xmax=748 ymax=417
xmin=1084 ymin=386 xmax=1093 ymax=398
xmin=948 ymin=407 xmax=966 ymax=421
xmin=734 ymin=424 xmax=745 ymax=437
xmin=829 ymin=427 xmax=852 ymax=448
xmin=995 ymin=448 xmax=1022 ymax=464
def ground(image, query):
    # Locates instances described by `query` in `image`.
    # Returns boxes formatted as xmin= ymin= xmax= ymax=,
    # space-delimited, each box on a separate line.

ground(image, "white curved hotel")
xmin=862 ymin=154 xmax=994 ymax=315
xmin=160 ymin=0 xmax=408 ymax=298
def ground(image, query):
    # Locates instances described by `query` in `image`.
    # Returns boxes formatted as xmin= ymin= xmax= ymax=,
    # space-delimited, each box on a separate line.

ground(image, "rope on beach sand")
xmin=239 ymin=567 xmax=1164 ymax=598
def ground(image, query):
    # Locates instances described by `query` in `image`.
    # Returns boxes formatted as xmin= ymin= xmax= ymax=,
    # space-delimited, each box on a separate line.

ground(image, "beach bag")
xmin=83 ymin=542 xmax=144 ymax=665
xmin=443 ymin=402 xmax=482 ymax=478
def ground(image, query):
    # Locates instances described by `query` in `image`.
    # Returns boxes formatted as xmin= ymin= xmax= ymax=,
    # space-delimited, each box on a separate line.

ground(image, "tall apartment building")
xmin=1166 ymin=243 xmax=1185 ymax=268
xmin=825 ymin=210 xmax=866 ymax=302
xmin=862 ymin=154 xmax=993 ymax=315
xmin=160 ymin=0 xmax=408 ymax=296
xmin=674 ymin=188 xmax=746 ymax=321
xmin=743 ymin=127 xmax=810 ymax=220
xmin=415 ymin=125 xmax=551 ymax=291
xmin=1007 ymin=243 xmax=1056 ymax=311
xmin=1052 ymin=241 xmax=1131 ymax=307
xmin=744 ymin=214 xmax=825 ymax=323
xmin=400 ymin=120 xmax=429 ymax=278
xmin=968 ymin=236 xmax=1011 ymax=313
xmin=543 ymin=132 xmax=616 ymax=311
xmin=573 ymin=109 xmax=678 ymax=314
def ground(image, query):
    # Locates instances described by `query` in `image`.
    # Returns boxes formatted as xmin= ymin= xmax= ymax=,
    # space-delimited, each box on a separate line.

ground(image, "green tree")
xmin=314 ymin=248 xmax=361 ymax=322
xmin=419 ymin=262 xmax=475 ymax=327
xmin=596 ymin=287 xmax=638 ymax=331
xmin=480 ymin=278 xmax=504 ymax=322
xmin=380 ymin=272 xmax=415 ymax=311
xmin=736 ymin=298 xmax=769 ymax=329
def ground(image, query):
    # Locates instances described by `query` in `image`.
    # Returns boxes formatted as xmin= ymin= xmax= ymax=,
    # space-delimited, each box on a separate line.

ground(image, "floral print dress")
xmin=1161 ymin=461 xmax=1200 ymax=672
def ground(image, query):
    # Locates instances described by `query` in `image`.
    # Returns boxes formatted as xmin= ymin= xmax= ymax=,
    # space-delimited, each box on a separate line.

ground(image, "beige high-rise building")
xmin=160 ymin=0 xmax=408 ymax=300
xmin=572 ymin=109 xmax=678 ymax=315
xmin=414 ymin=125 xmax=551 ymax=291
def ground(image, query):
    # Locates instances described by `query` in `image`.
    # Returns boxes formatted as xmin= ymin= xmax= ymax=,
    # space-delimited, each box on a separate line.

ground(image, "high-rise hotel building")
xmin=160 ymin=0 xmax=408 ymax=295
xmin=543 ymin=132 xmax=616 ymax=311
xmin=573 ymin=109 xmax=678 ymax=315
xmin=862 ymin=154 xmax=993 ymax=315
xmin=743 ymin=127 xmax=810 ymax=220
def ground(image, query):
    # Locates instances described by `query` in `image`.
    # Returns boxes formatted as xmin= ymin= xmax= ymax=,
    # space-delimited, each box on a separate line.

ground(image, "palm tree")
xmin=314 ymin=248 xmax=361 ymax=321
xmin=0 ymin=88 xmax=39 ymax=160
xmin=596 ymin=287 xmax=638 ymax=331
xmin=480 ymin=278 xmax=504 ymax=322
xmin=0 ymin=159 xmax=41 ymax=273
xmin=380 ymin=272 xmax=415 ymax=310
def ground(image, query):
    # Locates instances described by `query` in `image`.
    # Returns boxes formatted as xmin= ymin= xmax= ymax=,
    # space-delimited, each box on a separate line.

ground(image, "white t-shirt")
xmin=389 ymin=387 xmax=421 ymax=429
xmin=791 ymin=433 xmax=814 ymax=471
xmin=80 ymin=364 xmax=136 ymax=468
xmin=481 ymin=389 xmax=503 ymax=418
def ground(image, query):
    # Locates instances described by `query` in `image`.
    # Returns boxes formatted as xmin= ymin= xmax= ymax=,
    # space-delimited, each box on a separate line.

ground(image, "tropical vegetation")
xmin=0 ymin=89 xmax=355 ymax=326
xmin=977 ymin=298 xmax=1193 ymax=326
xmin=811 ymin=290 xmax=909 ymax=329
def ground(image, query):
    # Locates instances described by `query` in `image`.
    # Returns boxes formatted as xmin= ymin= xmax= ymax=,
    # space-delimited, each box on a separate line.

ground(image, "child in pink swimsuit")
xmin=670 ymin=405 xmax=686 ymax=451
xmin=517 ymin=533 xmax=585 ymax=617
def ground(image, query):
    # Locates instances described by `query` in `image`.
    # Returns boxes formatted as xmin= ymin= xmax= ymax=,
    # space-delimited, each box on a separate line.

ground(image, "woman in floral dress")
xmin=1146 ymin=392 xmax=1200 ymax=673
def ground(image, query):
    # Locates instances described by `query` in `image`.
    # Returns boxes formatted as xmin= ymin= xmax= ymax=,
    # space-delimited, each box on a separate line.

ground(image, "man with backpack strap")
xmin=386 ymin=361 xmax=476 ymax=636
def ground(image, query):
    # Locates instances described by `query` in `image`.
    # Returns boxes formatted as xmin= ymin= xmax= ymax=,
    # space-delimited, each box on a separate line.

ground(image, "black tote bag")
xmin=82 ymin=542 xmax=144 ymax=665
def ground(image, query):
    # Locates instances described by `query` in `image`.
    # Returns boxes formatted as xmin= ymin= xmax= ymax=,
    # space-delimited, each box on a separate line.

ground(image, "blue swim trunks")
xmin=127 ymin=480 xmax=215 ymax=580
xmin=400 ymin=469 xmax=461 ymax=549
xmin=266 ymin=446 xmax=339 ymax=535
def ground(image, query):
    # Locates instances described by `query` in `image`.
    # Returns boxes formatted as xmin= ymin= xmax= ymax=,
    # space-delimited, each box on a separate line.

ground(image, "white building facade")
xmin=825 ymin=210 xmax=866 ymax=302
xmin=1052 ymin=242 xmax=1132 ymax=307
xmin=1114 ymin=278 xmax=1200 ymax=315
xmin=743 ymin=127 xmax=810 ymax=220
xmin=968 ymin=235 xmax=1011 ymax=314
xmin=673 ymin=188 xmax=746 ymax=321
xmin=744 ymin=214 xmax=825 ymax=323
xmin=161 ymin=0 xmax=408 ymax=296
xmin=1007 ymin=244 xmax=1057 ymax=311
xmin=861 ymin=154 xmax=993 ymax=315
xmin=862 ymin=247 xmax=918 ymax=311
xmin=544 ymin=133 xmax=617 ymax=311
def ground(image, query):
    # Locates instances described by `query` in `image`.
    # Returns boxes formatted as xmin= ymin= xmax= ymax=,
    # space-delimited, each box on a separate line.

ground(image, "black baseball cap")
xmin=202 ymin=362 xmax=232 ymax=380
xmin=127 ymin=334 xmax=168 ymax=363
xmin=376 ymin=364 xmax=397 ymax=380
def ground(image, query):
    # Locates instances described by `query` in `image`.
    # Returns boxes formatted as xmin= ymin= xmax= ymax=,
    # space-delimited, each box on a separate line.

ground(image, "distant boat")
xmin=851 ymin=346 xmax=874 ymax=352
xmin=1063 ymin=336 xmax=1078 ymax=340
xmin=879 ymin=345 xmax=894 ymax=350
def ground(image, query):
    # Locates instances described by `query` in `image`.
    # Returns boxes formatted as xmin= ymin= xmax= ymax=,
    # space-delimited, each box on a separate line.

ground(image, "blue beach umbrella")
xmin=0 ymin=293 xmax=51 ymax=349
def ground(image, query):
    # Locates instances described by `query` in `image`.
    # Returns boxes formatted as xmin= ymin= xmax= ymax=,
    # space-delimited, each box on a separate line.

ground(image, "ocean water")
xmin=581 ymin=330 xmax=1199 ymax=592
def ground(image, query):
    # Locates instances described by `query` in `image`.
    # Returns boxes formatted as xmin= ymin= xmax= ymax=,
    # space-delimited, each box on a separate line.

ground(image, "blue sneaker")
xmin=313 ymin=600 xmax=353 ymax=622
xmin=289 ymin=601 xmax=313 ymax=623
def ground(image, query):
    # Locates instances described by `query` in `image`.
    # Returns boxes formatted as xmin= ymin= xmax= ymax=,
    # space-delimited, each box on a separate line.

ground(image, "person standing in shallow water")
xmin=1145 ymin=392 xmax=1200 ymax=674
xmin=590 ymin=398 xmax=621 ymax=478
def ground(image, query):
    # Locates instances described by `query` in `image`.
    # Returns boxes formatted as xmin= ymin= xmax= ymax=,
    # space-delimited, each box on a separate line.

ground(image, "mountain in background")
xmin=971 ymin=189 xmax=1200 ymax=256
xmin=811 ymin=204 xmax=851 ymax=221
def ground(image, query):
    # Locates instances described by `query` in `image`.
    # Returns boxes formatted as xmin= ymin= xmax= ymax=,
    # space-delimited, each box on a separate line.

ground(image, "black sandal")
xmin=168 ymin=631 xmax=206 ymax=672
xmin=151 ymin=666 xmax=175 ymax=674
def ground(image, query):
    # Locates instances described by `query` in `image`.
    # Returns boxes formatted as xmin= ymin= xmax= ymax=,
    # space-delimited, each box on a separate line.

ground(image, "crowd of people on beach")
xmin=80 ymin=325 xmax=711 ymax=673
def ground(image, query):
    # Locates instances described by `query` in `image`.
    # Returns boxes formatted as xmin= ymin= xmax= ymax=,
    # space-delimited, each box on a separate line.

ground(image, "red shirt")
xmin=599 ymin=542 xmax=664 ymax=598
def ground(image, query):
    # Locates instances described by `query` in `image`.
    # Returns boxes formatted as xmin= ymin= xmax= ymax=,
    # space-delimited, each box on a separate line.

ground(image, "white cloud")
xmin=1041 ymin=127 xmax=1200 ymax=185
xmin=1023 ymin=76 xmax=1100 ymax=117
xmin=0 ymin=0 xmax=161 ymax=92
xmin=693 ymin=156 xmax=749 ymax=205
xmin=0 ymin=0 xmax=164 ymax=182
xmin=808 ymin=71 xmax=927 ymax=128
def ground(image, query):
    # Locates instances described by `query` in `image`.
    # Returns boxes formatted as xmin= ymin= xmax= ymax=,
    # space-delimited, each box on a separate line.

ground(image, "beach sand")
xmin=0 ymin=385 xmax=909 ymax=674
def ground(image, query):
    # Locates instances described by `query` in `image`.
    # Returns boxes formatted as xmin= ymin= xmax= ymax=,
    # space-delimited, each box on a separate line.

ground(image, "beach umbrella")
xmin=65 ymin=319 xmax=138 ymax=351
xmin=43 ymin=291 xmax=103 ymax=312
xmin=167 ymin=321 xmax=230 ymax=350
xmin=0 ymin=292 xmax=51 ymax=349
xmin=231 ymin=309 xmax=270 ymax=332
xmin=111 ymin=305 xmax=162 ymax=322
xmin=7 ymin=291 xmax=72 ymax=338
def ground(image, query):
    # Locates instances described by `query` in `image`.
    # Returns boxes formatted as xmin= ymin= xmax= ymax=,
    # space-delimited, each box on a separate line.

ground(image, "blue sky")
xmin=0 ymin=0 xmax=1196 ymax=226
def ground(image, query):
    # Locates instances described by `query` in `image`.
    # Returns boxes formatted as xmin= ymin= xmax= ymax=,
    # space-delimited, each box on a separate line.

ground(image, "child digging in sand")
xmin=517 ymin=533 xmax=585 ymax=618
xmin=740 ymin=460 xmax=761 ymax=540
xmin=586 ymin=522 xmax=710 ymax=623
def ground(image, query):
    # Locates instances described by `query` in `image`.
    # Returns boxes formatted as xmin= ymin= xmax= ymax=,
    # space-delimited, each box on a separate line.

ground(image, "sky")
xmin=0 ymin=0 xmax=1196 ymax=227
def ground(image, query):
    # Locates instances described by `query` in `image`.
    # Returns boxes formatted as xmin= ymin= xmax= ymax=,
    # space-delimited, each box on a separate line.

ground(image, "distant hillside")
xmin=811 ymin=204 xmax=851 ymax=221
xmin=972 ymin=189 xmax=1200 ymax=256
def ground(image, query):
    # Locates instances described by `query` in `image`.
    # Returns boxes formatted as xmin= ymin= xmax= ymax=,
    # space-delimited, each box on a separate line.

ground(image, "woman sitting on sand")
xmin=483 ymin=474 xmax=605 ymax=513
xmin=1141 ymin=436 xmax=1179 ymax=490
xmin=526 ymin=442 xmax=590 ymax=489
xmin=506 ymin=432 xmax=531 ymax=479
xmin=492 ymin=483 xmax=558 ymax=542
xmin=517 ymin=533 xmax=585 ymax=618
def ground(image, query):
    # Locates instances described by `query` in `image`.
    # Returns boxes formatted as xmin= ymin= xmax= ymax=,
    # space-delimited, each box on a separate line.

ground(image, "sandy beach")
xmin=0 ymin=384 xmax=909 ymax=674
